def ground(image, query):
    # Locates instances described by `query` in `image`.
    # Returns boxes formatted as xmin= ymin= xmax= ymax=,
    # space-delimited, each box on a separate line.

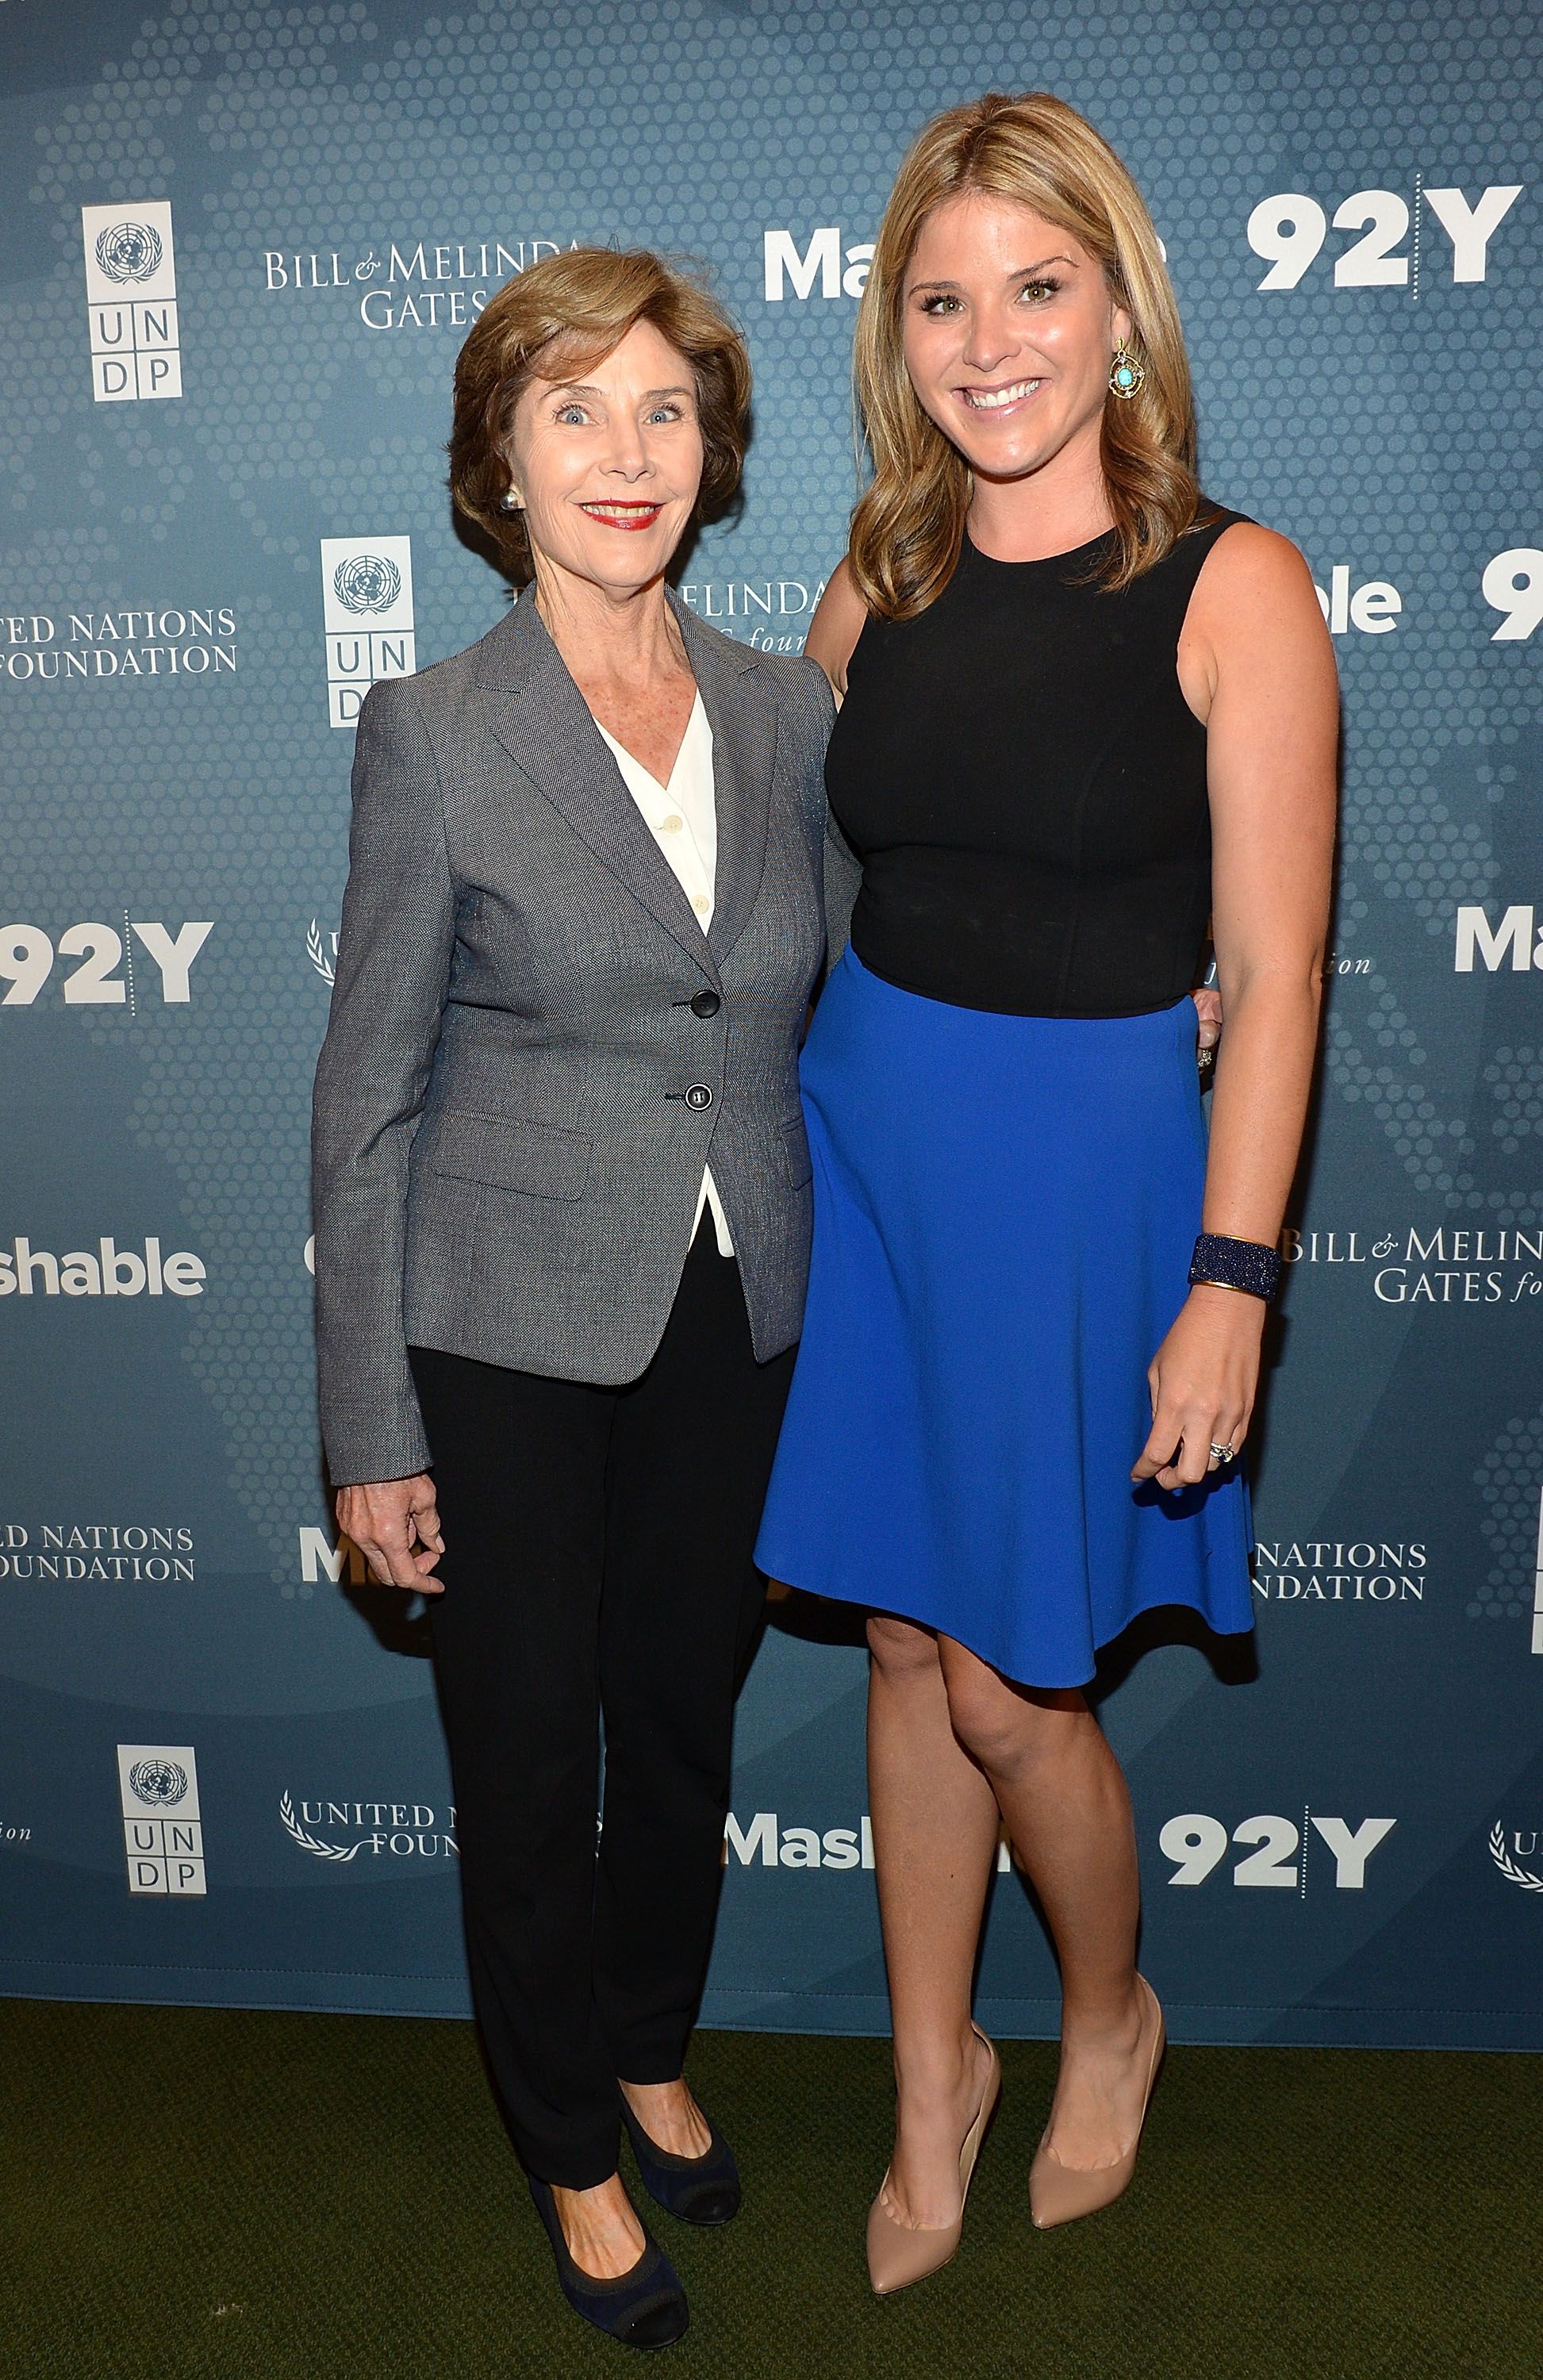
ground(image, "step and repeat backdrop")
xmin=2 ymin=0 xmax=1541 ymax=2048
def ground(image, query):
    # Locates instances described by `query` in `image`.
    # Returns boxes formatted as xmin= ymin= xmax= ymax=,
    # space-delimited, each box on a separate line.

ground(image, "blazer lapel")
xmin=482 ymin=592 xmax=719 ymax=979
xmin=671 ymin=593 xmax=774 ymax=968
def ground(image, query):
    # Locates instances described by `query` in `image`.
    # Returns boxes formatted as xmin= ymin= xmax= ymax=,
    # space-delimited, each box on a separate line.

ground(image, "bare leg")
xmin=618 ymin=2077 xmax=711 ymax=2159
xmin=551 ymin=2081 xmax=712 ymax=2275
xmin=866 ymin=1614 xmax=1001 ymax=2228
xmin=936 ymin=1636 xmax=1161 ymax=2171
xmin=550 ymin=2175 xmax=647 ymax=2278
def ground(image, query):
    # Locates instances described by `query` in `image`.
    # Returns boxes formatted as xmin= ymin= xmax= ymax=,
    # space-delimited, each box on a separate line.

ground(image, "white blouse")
xmin=595 ymin=693 xmax=735 ymax=1257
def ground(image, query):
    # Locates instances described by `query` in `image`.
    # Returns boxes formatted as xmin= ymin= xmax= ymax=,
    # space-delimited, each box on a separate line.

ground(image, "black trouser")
xmin=409 ymin=1221 xmax=793 ymax=2188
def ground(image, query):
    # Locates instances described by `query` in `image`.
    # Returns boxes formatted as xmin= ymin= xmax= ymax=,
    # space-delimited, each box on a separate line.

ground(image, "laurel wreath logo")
xmin=1488 ymin=1821 xmax=1543 ymax=1892
xmin=305 ymin=919 xmax=336 ymax=985
xmin=279 ymin=1791 xmax=363 ymax=1863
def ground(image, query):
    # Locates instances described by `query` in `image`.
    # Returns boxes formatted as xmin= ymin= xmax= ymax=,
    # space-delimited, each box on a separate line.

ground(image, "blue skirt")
xmin=754 ymin=949 xmax=1255 ymax=1688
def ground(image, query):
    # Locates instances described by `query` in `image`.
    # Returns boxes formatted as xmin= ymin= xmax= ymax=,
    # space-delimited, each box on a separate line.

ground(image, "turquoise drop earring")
xmin=1108 ymin=344 xmax=1145 ymax=399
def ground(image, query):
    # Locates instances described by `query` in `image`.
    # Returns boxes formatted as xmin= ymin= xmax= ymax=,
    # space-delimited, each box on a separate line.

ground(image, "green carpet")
xmin=4 ymin=1997 xmax=1536 ymax=2379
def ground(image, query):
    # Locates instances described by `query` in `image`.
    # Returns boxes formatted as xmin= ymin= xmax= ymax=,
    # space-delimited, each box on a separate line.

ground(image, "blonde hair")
xmin=850 ymin=91 xmax=1211 ymax=616
xmin=449 ymin=247 xmax=751 ymax=581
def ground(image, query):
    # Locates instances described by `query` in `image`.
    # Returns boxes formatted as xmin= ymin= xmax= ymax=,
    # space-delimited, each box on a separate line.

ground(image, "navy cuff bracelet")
xmin=1188 ymin=1232 xmax=1281 ymax=1302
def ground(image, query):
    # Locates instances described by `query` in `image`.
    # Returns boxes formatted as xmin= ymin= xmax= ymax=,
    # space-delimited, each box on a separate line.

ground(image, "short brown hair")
xmin=851 ymin=92 xmax=1210 ymax=618
xmin=449 ymin=248 xmax=751 ymax=579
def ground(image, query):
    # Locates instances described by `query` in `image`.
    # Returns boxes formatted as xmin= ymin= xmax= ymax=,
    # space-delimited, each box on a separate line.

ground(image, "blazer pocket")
xmin=419 ymin=1110 xmax=591 ymax=1201
xmin=781 ymin=1113 xmax=813 ymax=1191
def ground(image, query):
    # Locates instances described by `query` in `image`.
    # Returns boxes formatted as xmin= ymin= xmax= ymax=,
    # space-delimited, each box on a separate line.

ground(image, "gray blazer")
xmin=311 ymin=586 xmax=856 ymax=1487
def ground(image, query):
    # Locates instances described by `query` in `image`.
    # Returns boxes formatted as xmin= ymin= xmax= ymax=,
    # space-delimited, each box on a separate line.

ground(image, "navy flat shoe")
xmin=527 ymin=2177 xmax=689 ymax=2350
xmin=620 ymin=2098 xmax=742 ymax=2226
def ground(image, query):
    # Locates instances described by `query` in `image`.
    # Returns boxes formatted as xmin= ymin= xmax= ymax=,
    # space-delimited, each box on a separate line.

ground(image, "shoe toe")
xmin=866 ymin=2190 xmax=961 ymax=2295
xmin=678 ymin=2178 xmax=740 ymax=2226
xmin=624 ymin=2295 xmax=689 ymax=2349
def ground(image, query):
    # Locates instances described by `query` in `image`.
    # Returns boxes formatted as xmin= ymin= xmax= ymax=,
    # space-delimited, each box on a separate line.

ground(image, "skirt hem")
xmin=759 ymin=1560 xmax=1253 ymax=1691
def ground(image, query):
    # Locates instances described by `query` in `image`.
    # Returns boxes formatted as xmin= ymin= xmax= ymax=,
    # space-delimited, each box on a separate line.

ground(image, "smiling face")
xmin=900 ymin=190 xmax=1130 ymax=490
xmin=507 ymin=316 xmax=705 ymax=601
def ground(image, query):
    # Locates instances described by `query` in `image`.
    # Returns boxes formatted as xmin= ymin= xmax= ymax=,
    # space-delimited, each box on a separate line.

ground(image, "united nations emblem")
xmin=332 ymin=554 xmax=402 ymax=615
xmin=129 ymin=1756 xmax=188 ymax=1807
xmin=94 ymin=221 xmax=164 ymax=285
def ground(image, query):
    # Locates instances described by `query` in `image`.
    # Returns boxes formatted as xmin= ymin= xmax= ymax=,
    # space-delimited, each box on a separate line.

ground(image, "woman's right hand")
xmin=336 ymin=1475 xmax=445 ymax=1594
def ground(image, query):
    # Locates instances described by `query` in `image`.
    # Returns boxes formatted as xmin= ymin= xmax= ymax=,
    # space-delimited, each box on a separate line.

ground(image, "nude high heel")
xmin=1029 ymin=1974 xmax=1165 ymax=2231
xmin=866 ymin=2026 xmax=1000 ymax=2296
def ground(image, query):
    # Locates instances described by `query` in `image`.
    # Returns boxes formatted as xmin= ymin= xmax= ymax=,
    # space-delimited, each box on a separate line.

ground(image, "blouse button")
xmin=662 ymin=814 xmax=683 ymax=832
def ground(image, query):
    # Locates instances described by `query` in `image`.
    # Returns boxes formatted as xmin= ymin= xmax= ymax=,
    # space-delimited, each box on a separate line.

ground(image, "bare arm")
xmin=802 ymin=560 xmax=866 ymax=976
xmin=1133 ymin=524 xmax=1338 ymax=1489
xmin=805 ymin=557 xmax=868 ymax=701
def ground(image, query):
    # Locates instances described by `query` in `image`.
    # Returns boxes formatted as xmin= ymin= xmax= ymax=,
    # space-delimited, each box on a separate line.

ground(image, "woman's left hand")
xmin=1131 ymin=1285 xmax=1264 ymax=1491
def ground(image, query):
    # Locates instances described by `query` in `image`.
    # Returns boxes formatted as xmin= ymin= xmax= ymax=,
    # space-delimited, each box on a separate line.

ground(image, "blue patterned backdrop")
xmin=2 ymin=0 xmax=1541 ymax=2048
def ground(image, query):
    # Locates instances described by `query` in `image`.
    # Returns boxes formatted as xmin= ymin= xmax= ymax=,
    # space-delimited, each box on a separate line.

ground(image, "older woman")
xmin=310 ymin=249 xmax=835 ymax=2348
xmin=757 ymin=91 xmax=1337 ymax=2289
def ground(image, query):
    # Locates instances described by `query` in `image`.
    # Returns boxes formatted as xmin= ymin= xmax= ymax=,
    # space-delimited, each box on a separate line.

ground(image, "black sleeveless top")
xmin=825 ymin=508 xmax=1248 ymax=1017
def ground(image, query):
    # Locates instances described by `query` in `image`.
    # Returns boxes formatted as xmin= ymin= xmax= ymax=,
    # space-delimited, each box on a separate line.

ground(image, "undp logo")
xmin=93 ymin=221 xmax=164 ymax=285
xmin=332 ymin=553 xmax=403 ymax=616
xmin=320 ymin=534 xmax=416 ymax=727
xmin=80 ymin=200 xmax=180 ymax=403
xmin=117 ymin=1741 xmax=205 ymax=1895
xmin=128 ymin=1756 xmax=187 ymax=1808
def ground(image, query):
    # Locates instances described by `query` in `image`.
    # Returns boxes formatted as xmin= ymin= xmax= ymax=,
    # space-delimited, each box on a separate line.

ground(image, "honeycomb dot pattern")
xmin=2 ymin=0 xmax=1541 ymax=2037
